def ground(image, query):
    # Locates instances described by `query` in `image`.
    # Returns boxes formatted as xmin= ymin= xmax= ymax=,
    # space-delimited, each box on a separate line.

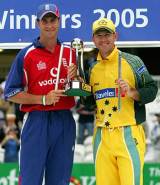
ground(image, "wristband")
xmin=42 ymin=95 xmax=46 ymax=106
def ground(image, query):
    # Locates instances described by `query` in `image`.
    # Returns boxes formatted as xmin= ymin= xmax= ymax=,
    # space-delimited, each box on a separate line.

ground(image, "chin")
xmin=47 ymin=34 xmax=56 ymax=39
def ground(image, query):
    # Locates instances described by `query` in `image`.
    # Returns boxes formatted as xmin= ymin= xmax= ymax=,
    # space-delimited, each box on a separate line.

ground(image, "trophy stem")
xmin=75 ymin=47 xmax=80 ymax=76
xmin=80 ymin=47 xmax=86 ymax=82
xmin=55 ymin=44 xmax=64 ymax=90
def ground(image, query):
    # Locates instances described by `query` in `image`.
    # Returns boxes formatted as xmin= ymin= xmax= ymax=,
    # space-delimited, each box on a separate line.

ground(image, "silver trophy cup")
xmin=65 ymin=38 xmax=92 ymax=96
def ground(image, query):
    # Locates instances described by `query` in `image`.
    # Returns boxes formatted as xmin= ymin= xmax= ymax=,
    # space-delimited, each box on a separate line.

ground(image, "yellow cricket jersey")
xmin=90 ymin=47 xmax=136 ymax=127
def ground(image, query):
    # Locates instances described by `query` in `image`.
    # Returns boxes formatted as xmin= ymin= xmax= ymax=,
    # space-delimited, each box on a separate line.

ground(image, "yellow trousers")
xmin=93 ymin=125 xmax=146 ymax=185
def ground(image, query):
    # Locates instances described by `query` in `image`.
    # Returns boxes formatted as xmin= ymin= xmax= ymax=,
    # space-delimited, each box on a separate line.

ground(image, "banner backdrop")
xmin=0 ymin=0 xmax=160 ymax=44
xmin=0 ymin=163 xmax=160 ymax=185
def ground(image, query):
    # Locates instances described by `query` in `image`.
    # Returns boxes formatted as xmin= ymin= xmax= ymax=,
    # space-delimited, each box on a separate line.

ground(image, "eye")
xmin=50 ymin=19 xmax=56 ymax=23
xmin=41 ymin=19 xmax=47 ymax=24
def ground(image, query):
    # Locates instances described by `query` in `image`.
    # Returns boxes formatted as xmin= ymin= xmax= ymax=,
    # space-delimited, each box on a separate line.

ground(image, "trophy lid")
xmin=71 ymin=38 xmax=83 ymax=50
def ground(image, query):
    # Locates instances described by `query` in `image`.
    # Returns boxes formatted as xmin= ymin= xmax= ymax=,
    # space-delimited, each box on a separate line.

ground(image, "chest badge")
xmin=37 ymin=61 xmax=46 ymax=70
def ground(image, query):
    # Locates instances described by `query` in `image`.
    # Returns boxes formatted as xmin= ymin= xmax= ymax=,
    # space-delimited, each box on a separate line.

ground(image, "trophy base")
xmin=65 ymin=80 xmax=92 ymax=96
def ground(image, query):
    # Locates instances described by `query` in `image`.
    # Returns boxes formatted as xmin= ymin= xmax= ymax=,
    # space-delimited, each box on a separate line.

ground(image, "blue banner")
xmin=0 ymin=0 xmax=160 ymax=44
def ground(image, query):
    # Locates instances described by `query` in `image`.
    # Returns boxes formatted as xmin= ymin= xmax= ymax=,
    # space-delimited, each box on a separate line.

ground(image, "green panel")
xmin=71 ymin=163 xmax=96 ymax=185
xmin=0 ymin=163 xmax=19 ymax=185
xmin=143 ymin=163 xmax=160 ymax=185
xmin=0 ymin=163 xmax=160 ymax=185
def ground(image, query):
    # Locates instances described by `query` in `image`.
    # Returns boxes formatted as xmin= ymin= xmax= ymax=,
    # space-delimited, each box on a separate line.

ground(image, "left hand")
xmin=116 ymin=79 xmax=140 ymax=100
xmin=116 ymin=79 xmax=130 ymax=95
xmin=67 ymin=63 xmax=77 ymax=79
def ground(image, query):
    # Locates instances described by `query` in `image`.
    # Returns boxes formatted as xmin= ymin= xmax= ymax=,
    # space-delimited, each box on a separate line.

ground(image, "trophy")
xmin=64 ymin=38 xmax=92 ymax=96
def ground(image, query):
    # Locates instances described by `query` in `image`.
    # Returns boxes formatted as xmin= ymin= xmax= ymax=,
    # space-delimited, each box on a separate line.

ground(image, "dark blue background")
xmin=0 ymin=0 xmax=159 ymax=43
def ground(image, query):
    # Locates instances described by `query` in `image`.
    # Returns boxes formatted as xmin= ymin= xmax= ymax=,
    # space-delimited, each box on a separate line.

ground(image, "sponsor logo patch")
xmin=95 ymin=88 xmax=115 ymax=100
xmin=136 ymin=65 xmax=147 ymax=75
xmin=95 ymin=88 xmax=125 ymax=100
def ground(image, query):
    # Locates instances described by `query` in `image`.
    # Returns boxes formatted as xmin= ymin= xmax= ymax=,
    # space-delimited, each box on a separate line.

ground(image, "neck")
xmin=100 ymin=46 xmax=115 ymax=59
xmin=39 ymin=36 xmax=57 ymax=52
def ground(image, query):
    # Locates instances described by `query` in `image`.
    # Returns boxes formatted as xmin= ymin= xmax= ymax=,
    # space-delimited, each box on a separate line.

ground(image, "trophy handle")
xmin=71 ymin=38 xmax=86 ymax=82
xmin=79 ymin=43 xmax=86 ymax=82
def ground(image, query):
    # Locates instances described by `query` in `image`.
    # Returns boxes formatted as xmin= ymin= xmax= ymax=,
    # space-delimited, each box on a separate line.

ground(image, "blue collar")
xmin=33 ymin=37 xmax=61 ymax=48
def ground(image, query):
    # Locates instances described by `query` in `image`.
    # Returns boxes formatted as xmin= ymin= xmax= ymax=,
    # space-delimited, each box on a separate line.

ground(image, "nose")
xmin=100 ymin=35 xmax=109 ymax=42
xmin=46 ymin=22 xmax=53 ymax=29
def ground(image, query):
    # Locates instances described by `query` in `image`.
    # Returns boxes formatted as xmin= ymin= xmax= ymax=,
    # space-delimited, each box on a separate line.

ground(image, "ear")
xmin=115 ymin=32 xmax=118 ymax=41
xmin=36 ymin=19 xmax=40 ymax=27
xmin=58 ymin=18 xmax=61 ymax=25
xmin=92 ymin=35 xmax=95 ymax=42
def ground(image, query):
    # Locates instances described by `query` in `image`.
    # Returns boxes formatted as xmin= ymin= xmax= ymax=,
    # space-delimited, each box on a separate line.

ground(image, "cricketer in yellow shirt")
xmin=87 ymin=18 xmax=158 ymax=185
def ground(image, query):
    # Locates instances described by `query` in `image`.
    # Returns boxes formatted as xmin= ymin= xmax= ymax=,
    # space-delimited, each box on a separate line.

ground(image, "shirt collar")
xmin=97 ymin=46 xmax=118 ymax=62
xmin=33 ymin=37 xmax=61 ymax=48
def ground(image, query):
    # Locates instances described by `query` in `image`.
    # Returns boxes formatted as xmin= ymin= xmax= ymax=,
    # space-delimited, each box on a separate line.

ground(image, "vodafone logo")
xmin=50 ymin=67 xmax=58 ymax=77
xmin=38 ymin=67 xmax=66 ymax=87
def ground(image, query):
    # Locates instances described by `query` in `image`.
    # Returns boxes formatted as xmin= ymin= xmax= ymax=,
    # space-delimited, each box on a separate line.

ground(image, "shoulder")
xmin=121 ymin=51 xmax=146 ymax=74
xmin=121 ymin=51 xmax=144 ymax=66
xmin=17 ymin=43 xmax=35 ymax=60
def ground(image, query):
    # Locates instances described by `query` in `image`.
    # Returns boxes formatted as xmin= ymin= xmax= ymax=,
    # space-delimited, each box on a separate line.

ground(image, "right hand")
xmin=45 ymin=90 xmax=66 ymax=105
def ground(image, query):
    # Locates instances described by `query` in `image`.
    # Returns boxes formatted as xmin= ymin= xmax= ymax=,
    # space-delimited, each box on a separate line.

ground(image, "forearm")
xmin=138 ymin=84 xmax=158 ymax=104
xmin=8 ymin=91 xmax=42 ymax=105
xmin=7 ymin=90 xmax=66 ymax=106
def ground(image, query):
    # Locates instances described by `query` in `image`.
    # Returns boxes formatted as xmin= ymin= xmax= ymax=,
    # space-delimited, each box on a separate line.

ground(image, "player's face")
xmin=37 ymin=14 xmax=60 ymax=39
xmin=92 ymin=31 xmax=117 ymax=57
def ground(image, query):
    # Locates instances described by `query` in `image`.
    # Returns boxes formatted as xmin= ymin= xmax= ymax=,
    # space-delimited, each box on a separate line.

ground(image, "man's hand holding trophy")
xmin=64 ymin=38 xmax=92 ymax=96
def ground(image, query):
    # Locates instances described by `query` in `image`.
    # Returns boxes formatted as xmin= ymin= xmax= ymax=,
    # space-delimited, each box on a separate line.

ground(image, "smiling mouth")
xmin=101 ymin=43 xmax=109 ymax=46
